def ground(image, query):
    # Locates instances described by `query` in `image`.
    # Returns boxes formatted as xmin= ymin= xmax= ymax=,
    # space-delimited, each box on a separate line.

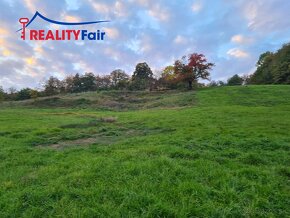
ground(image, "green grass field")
xmin=0 ymin=85 xmax=289 ymax=217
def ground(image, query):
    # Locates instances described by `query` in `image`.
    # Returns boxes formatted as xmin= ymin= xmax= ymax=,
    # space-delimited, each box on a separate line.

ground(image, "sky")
xmin=0 ymin=0 xmax=290 ymax=90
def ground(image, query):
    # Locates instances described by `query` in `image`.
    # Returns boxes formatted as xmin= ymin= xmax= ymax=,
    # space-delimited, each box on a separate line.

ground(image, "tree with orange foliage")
xmin=159 ymin=66 xmax=178 ymax=89
xmin=174 ymin=53 xmax=214 ymax=89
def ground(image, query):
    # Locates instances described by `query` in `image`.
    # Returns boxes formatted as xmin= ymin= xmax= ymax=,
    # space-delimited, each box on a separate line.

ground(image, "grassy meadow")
xmin=0 ymin=85 xmax=289 ymax=217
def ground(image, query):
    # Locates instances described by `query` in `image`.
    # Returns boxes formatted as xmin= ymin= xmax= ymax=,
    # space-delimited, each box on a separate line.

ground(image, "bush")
xmin=16 ymin=88 xmax=33 ymax=101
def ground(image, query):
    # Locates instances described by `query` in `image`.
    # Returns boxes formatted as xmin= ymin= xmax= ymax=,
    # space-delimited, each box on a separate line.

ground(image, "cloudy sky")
xmin=0 ymin=0 xmax=290 ymax=89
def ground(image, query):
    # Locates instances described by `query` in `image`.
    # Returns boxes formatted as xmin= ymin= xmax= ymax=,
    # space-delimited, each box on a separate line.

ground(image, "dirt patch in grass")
xmin=38 ymin=135 xmax=117 ymax=149
xmin=99 ymin=117 xmax=117 ymax=123
xmin=37 ymin=125 xmax=175 ymax=149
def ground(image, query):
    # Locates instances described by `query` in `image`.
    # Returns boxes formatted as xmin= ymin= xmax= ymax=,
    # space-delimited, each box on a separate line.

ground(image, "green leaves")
xmin=250 ymin=43 xmax=290 ymax=84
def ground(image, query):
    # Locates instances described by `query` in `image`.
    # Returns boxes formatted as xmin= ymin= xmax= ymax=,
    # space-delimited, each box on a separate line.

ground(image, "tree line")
xmin=209 ymin=42 xmax=290 ymax=87
xmin=1 ymin=43 xmax=289 ymax=102
xmin=249 ymin=43 xmax=290 ymax=84
xmin=0 ymin=53 xmax=214 ymax=101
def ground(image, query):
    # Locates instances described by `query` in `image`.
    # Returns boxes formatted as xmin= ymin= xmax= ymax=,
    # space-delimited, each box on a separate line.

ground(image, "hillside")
xmin=0 ymin=85 xmax=289 ymax=217
xmin=2 ymin=85 xmax=290 ymax=110
xmin=0 ymin=90 xmax=196 ymax=110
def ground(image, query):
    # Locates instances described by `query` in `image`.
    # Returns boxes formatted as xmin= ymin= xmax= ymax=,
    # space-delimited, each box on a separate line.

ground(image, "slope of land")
xmin=0 ymin=85 xmax=289 ymax=217
xmin=0 ymin=90 xmax=196 ymax=111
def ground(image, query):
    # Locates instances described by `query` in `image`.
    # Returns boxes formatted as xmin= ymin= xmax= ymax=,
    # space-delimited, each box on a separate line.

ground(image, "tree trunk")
xmin=188 ymin=81 xmax=193 ymax=90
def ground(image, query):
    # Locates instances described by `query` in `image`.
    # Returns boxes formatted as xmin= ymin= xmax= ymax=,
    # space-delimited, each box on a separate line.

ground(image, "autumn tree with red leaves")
xmin=174 ymin=53 xmax=214 ymax=89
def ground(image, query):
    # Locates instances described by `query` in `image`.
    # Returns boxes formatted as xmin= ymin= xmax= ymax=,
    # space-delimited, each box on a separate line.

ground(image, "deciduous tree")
xmin=110 ymin=69 xmax=129 ymax=89
xmin=159 ymin=66 xmax=178 ymax=89
xmin=0 ymin=86 xmax=4 ymax=102
xmin=44 ymin=76 xmax=62 ymax=96
xmin=81 ymin=72 xmax=97 ymax=92
xmin=132 ymin=62 xmax=153 ymax=90
xmin=16 ymin=88 xmax=33 ymax=101
xmin=227 ymin=74 xmax=244 ymax=86
xmin=250 ymin=43 xmax=290 ymax=84
xmin=174 ymin=53 xmax=214 ymax=89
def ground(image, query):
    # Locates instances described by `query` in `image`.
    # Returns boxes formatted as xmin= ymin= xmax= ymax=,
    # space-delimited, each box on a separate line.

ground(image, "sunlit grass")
xmin=0 ymin=85 xmax=289 ymax=217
